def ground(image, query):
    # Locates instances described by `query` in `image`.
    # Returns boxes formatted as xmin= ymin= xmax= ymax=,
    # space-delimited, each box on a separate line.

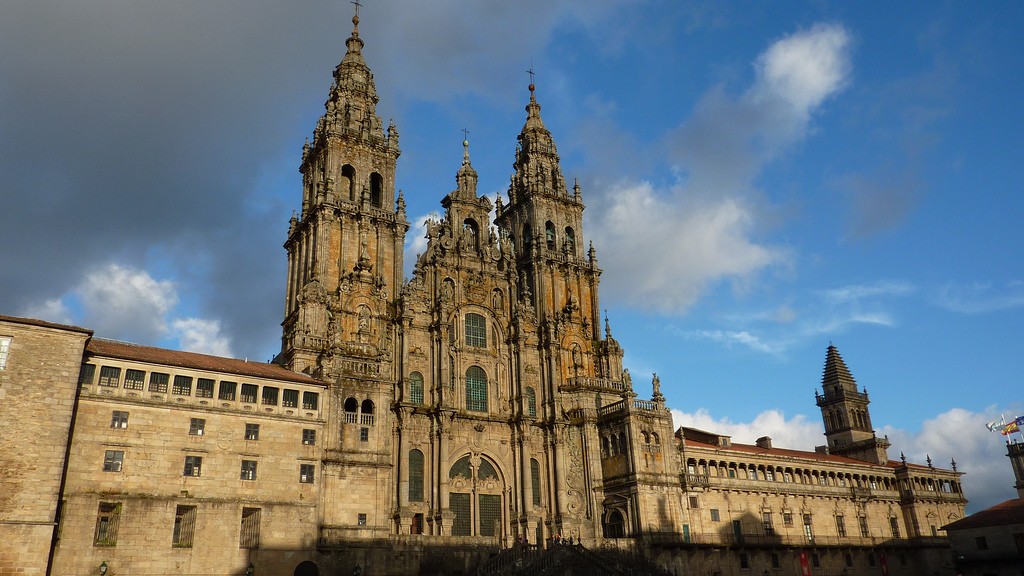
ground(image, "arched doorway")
xmin=294 ymin=561 xmax=319 ymax=576
xmin=448 ymin=455 xmax=504 ymax=537
xmin=604 ymin=509 xmax=625 ymax=538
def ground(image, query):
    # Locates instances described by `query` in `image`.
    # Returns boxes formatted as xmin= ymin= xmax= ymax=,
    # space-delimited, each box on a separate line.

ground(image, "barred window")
xmin=451 ymin=493 xmax=471 ymax=536
xmin=218 ymin=381 xmax=236 ymax=401
xmin=465 ymin=313 xmax=486 ymax=348
xmin=172 ymin=375 xmax=193 ymax=395
xmin=282 ymin=389 xmax=299 ymax=408
xmin=149 ymin=372 xmax=169 ymax=393
xmin=261 ymin=386 xmax=279 ymax=406
xmin=302 ymin=391 xmax=319 ymax=410
xmin=173 ymin=505 xmax=197 ymax=547
xmin=94 ymin=502 xmax=121 ymax=546
xmin=408 ymin=372 xmax=424 ymax=405
xmin=196 ymin=378 xmax=215 ymax=398
xmin=409 ymin=450 xmax=424 ymax=502
xmin=124 ymin=369 xmax=145 ymax=390
xmin=240 ymin=507 xmax=260 ymax=549
xmin=189 ymin=418 xmax=205 ymax=436
xmin=78 ymin=363 xmax=96 ymax=386
xmin=465 ymin=366 xmax=487 ymax=412
xmin=245 ymin=423 xmax=259 ymax=441
xmin=240 ymin=383 xmax=258 ymax=403
xmin=98 ymin=366 xmax=121 ymax=387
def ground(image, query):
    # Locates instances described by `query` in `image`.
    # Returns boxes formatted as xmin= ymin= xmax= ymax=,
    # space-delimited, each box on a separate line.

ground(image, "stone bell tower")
xmin=815 ymin=344 xmax=890 ymax=464
xmin=279 ymin=11 xmax=407 ymax=379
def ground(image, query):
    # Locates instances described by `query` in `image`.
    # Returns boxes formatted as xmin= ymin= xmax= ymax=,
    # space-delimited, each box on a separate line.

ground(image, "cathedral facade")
xmin=0 ymin=13 xmax=968 ymax=576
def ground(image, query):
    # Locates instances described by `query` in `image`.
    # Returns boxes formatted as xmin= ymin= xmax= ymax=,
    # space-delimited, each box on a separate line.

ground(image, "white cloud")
xmin=404 ymin=210 xmax=443 ymax=276
xmin=819 ymin=280 xmax=915 ymax=304
xmin=687 ymin=329 xmax=781 ymax=355
xmin=592 ymin=24 xmax=851 ymax=315
xmin=19 ymin=298 xmax=74 ymax=326
xmin=78 ymin=263 xmax=178 ymax=343
xmin=171 ymin=318 xmax=233 ymax=357
xmin=673 ymin=405 xmax=1020 ymax=515
xmin=671 ymin=407 xmax=824 ymax=451
xmin=932 ymin=281 xmax=1024 ymax=314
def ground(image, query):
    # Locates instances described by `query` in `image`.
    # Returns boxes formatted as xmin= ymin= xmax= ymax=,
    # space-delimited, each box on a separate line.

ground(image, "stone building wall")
xmin=0 ymin=317 xmax=91 ymax=576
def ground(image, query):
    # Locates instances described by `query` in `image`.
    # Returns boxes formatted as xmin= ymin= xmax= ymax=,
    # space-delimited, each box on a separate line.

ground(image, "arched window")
xmin=610 ymin=434 xmax=618 ymax=456
xmin=361 ymin=399 xmax=375 ymax=426
xmin=344 ymin=397 xmax=358 ymax=423
xmin=463 ymin=218 xmax=479 ymax=250
xmin=618 ymin=434 xmax=627 ymax=455
xmin=465 ymin=366 xmax=488 ymax=412
xmin=341 ymin=165 xmax=355 ymax=201
xmin=408 ymin=449 xmax=424 ymax=502
xmin=525 ymin=387 xmax=537 ymax=417
xmin=545 ymin=221 xmax=555 ymax=250
xmin=408 ymin=372 xmax=424 ymax=405
xmin=604 ymin=510 xmax=625 ymax=538
xmin=530 ymin=458 xmax=542 ymax=506
xmin=522 ymin=224 xmax=532 ymax=248
xmin=370 ymin=172 xmax=383 ymax=207
xmin=465 ymin=313 xmax=486 ymax=348
xmin=601 ymin=436 xmax=610 ymax=458
xmin=564 ymin=227 xmax=575 ymax=254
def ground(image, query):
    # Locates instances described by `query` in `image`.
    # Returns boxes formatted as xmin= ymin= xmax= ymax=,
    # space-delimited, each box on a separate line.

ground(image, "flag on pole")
xmin=1002 ymin=421 xmax=1020 ymax=436
xmin=985 ymin=416 xmax=1005 ymax=432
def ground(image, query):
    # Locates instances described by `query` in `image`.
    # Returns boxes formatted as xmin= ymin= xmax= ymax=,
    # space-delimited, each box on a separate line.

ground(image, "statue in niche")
xmin=356 ymin=305 xmax=371 ymax=343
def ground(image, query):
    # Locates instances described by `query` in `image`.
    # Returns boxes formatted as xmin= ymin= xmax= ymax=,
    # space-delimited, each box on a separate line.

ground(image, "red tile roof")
xmin=86 ymin=338 xmax=323 ymax=386
xmin=943 ymin=498 xmax=1024 ymax=530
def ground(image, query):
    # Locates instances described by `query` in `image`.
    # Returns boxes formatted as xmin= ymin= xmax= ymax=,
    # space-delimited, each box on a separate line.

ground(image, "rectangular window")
xmin=739 ymin=553 xmax=749 ymax=569
xmin=783 ymin=512 xmax=793 ymax=526
xmin=245 ymin=423 xmax=260 ymax=441
xmin=94 ymin=502 xmax=121 ymax=546
xmin=762 ymin=512 xmax=773 ymax=535
xmin=811 ymin=553 xmax=820 ymax=568
xmin=173 ymin=505 xmax=197 ymax=547
xmin=110 ymin=410 xmax=129 ymax=429
xmin=710 ymin=509 xmax=720 ymax=522
xmin=261 ymin=386 xmax=279 ymax=405
xmin=0 ymin=336 xmax=10 ymax=370
xmin=240 ymin=507 xmax=260 ymax=549
xmin=302 ymin=391 xmax=319 ymax=410
xmin=98 ymin=366 xmax=121 ymax=387
xmin=183 ymin=456 xmax=203 ymax=477
xmin=172 ymin=375 xmax=193 ymax=395
xmin=240 ymin=460 xmax=258 ymax=481
xmin=803 ymin=514 xmax=814 ymax=541
xmin=240 ymin=383 xmax=258 ymax=403
xmin=771 ymin=553 xmax=780 ymax=569
xmin=974 ymin=536 xmax=987 ymax=550
xmin=189 ymin=418 xmax=205 ymax=436
xmin=78 ymin=363 xmax=96 ymax=386
xmin=860 ymin=516 xmax=869 ymax=537
xmin=196 ymin=378 xmax=215 ymax=398
xmin=218 ymin=381 xmax=237 ymax=401
xmin=750 ymin=469 xmax=758 ymax=480
xmin=302 ymin=429 xmax=316 ymax=445
xmin=890 ymin=517 xmax=900 ymax=538
xmin=360 ymin=427 xmax=369 ymax=442
xmin=103 ymin=450 xmax=124 ymax=472
xmin=357 ymin=513 xmax=367 ymax=526
xmin=689 ymin=496 xmax=699 ymax=508
xmin=282 ymin=389 xmax=299 ymax=408
xmin=300 ymin=464 xmax=316 ymax=484
xmin=836 ymin=515 xmax=846 ymax=537
xmin=149 ymin=372 xmax=169 ymax=393
xmin=123 ymin=369 xmax=146 ymax=390
xmin=765 ymin=470 xmax=775 ymax=481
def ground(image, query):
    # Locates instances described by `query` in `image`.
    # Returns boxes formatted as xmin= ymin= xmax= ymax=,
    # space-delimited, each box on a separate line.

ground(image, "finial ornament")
xmin=951 ymin=458 xmax=957 ymax=472
xmin=351 ymin=0 xmax=362 ymax=32
xmin=527 ymin=63 xmax=536 ymax=93
xmin=461 ymin=129 xmax=471 ymax=165
xmin=900 ymin=451 xmax=906 ymax=464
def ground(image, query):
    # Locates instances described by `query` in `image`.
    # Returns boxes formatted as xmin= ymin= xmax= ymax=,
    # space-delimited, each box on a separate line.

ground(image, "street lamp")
xmin=245 ymin=562 xmax=254 ymax=576
xmin=99 ymin=561 xmax=108 ymax=575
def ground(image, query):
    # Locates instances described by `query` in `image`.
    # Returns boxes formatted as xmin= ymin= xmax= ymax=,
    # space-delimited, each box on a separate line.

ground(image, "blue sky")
xmin=2 ymin=1 xmax=1021 ymax=513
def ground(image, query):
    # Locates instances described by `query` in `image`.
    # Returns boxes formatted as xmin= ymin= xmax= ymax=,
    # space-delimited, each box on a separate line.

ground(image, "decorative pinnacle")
xmin=461 ymin=129 xmax=471 ymax=165
xmin=351 ymin=0 xmax=362 ymax=36
xmin=527 ymin=64 xmax=536 ymax=94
